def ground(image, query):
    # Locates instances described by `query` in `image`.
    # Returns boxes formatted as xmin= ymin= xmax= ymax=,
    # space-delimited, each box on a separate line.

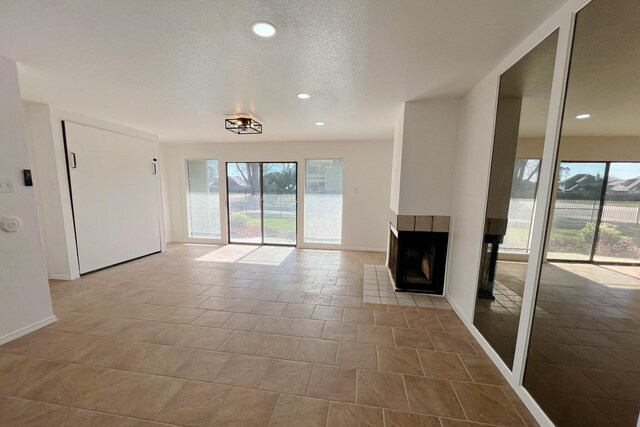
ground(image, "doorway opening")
xmin=226 ymin=162 xmax=297 ymax=246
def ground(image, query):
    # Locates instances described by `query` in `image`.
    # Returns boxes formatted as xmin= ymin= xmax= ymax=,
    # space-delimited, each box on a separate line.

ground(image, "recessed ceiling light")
xmin=251 ymin=22 xmax=276 ymax=38
xmin=315 ymin=121 xmax=325 ymax=126
xmin=576 ymin=113 xmax=591 ymax=120
xmin=297 ymin=93 xmax=311 ymax=99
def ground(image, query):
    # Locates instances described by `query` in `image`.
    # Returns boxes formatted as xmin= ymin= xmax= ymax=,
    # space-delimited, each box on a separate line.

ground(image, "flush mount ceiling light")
xmin=315 ymin=121 xmax=325 ymax=126
xmin=297 ymin=93 xmax=311 ymax=99
xmin=576 ymin=113 xmax=591 ymax=119
xmin=225 ymin=117 xmax=262 ymax=134
xmin=251 ymin=22 xmax=277 ymax=38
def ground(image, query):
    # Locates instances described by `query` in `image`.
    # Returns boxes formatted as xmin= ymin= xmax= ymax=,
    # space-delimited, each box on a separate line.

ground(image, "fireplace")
xmin=387 ymin=215 xmax=449 ymax=294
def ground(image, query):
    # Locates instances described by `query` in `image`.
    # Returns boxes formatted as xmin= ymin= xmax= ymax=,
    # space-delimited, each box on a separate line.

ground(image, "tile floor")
xmin=0 ymin=244 xmax=537 ymax=426
xmin=363 ymin=265 xmax=452 ymax=309
xmin=475 ymin=261 xmax=640 ymax=426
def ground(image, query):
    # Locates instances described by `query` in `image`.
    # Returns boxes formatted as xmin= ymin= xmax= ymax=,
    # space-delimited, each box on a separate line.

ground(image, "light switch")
xmin=0 ymin=178 xmax=15 ymax=193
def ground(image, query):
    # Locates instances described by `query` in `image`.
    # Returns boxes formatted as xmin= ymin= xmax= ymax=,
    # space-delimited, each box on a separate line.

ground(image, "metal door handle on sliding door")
xmin=152 ymin=162 xmax=157 ymax=175
xmin=69 ymin=152 xmax=77 ymax=168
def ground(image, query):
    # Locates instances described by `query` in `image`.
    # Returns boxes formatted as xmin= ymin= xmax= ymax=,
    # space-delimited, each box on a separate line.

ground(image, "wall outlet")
xmin=0 ymin=178 xmax=15 ymax=193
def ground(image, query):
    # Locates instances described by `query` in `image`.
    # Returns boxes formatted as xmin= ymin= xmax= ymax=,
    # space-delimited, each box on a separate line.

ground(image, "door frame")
xmin=225 ymin=161 xmax=298 ymax=247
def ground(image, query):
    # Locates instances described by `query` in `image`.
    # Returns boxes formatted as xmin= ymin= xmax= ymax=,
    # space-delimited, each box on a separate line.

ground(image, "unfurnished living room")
xmin=0 ymin=1 xmax=639 ymax=426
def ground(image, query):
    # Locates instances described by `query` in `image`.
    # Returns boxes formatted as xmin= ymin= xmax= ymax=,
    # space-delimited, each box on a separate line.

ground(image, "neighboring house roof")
xmin=228 ymin=176 xmax=250 ymax=188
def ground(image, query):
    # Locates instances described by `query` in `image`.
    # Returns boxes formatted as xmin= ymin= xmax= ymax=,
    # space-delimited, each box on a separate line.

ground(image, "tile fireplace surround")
xmin=387 ymin=213 xmax=451 ymax=295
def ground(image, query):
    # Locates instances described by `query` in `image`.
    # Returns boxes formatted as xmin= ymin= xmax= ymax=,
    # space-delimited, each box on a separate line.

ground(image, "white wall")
xmin=396 ymin=99 xmax=460 ymax=215
xmin=0 ymin=56 xmax=55 ymax=344
xmin=444 ymin=1 xmax=591 ymax=426
xmin=445 ymin=79 xmax=498 ymax=320
xmin=389 ymin=107 xmax=404 ymax=214
xmin=163 ymin=139 xmax=393 ymax=251
xmin=518 ymin=136 xmax=640 ymax=161
xmin=24 ymin=102 xmax=162 ymax=279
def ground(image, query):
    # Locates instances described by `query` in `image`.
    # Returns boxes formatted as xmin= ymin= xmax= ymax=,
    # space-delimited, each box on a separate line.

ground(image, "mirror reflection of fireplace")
xmin=387 ymin=227 xmax=448 ymax=294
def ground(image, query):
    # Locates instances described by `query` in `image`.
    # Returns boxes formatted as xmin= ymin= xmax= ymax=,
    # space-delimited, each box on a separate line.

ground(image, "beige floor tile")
xmin=417 ymin=350 xmax=471 ymax=381
xmin=342 ymin=308 xmax=375 ymax=324
xmin=185 ymin=326 xmax=233 ymax=349
xmin=259 ymin=359 xmax=313 ymax=395
xmin=322 ymin=321 xmax=358 ymax=341
xmin=268 ymin=395 xmax=329 ymax=427
xmin=252 ymin=301 xmax=288 ymax=316
xmin=377 ymin=346 xmax=423 ymax=375
xmin=286 ymin=318 xmax=325 ymax=337
xmin=254 ymin=316 xmax=294 ymax=334
xmin=0 ymin=354 xmax=67 ymax=397
xmin=429 ymin=331 xmax=476 ymax=354
xmin=335 ymin=341 xmax=378 ymax=369
xmin=134 ymin=345 xmax=193 ymax=376
xmin=162 ymin=307 xmax=205 ymax=324
xmin=358 ymin=325 xmax=395 ymax=345
xmin=225 ymin=299 xmax=260 ymax=313
xmin=191 ymin=310 xmax=233 ymax=327
xmin=295 ymin=338 xmax=337 ymax=364
xmin=356 ymin=370 xmax=409 ymax=411
xmin=374 ymin=311 xmax=408 ymax=327
xmin=326 ymin=402 xmax=383 ymax=426
xmin=214 ymin=354 xmax=272 ymax=387
xmin=198 ymin=297 xmax=234 ymax=311
xmin=0 ymin=330 xmax=86 ymax=360
xmin=281 ymin=303 xmax=315 ymax=318
xmin=403 ymin=375 xmax=465 ymax=418
xmin=0 ymin=246 xmax=540 ymax=427
xmin=306 ymin=364 xmax=356 ymax=402
xmin=219 ymin=331 xmax=266 ymax=354
xmin=221 ymin=313 xmax=263 ymax=331
xmin=211 ymin=387 xmax=278 ymax=427
xmin=459 ymin=354 xmax=507 ymax=385
xmin=452 ymin=381 xmax=524 ymax=426
xmin=154 ymin=381 xmax=231 ymax=427
xmin=0 ymin=396 xmax=77 ymax=426
xmin=392 ymin=327 xmax=435 ymax=349
xmin=405 ymin=312 xmax=443 ymax=330
xmin=173 ymin=350 xmax=231 ymax=381
xmin=23 ymin=364 xmax=186 ymax=419
xmin=256 ymin=334 xmax=301 ymax=359
xmin=383 ymin=409 xmax=441 ymax=427
xmin=312 ymin=306 xmax=344 ymax=321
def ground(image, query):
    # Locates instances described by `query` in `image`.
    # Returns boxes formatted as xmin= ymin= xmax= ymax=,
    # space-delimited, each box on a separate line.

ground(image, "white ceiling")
xmin=0 ymin=0 xmax=566 ymax=142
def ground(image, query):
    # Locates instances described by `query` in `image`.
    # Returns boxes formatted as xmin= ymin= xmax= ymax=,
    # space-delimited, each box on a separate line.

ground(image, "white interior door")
xmin=64 ymin=121 xmax=161 ymax=274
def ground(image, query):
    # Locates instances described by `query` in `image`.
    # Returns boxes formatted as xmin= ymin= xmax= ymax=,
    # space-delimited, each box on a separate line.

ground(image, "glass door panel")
xmin=594 ymin=162 xmax=640 ymax=263
xmin=547 ymin=162 xmax=606 ymax=260
xmin=227 ymin=162 xmax=262 ymax=244
xmin=262 ymin=163 xmax=297 ymax=245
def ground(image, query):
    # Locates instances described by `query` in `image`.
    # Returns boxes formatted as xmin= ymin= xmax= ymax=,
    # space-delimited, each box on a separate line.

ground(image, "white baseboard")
xmin=49 ymin=274 xmax=73 ymax=281
xmin=0 ymin=315 xmax=58 ymax=346
xmin=445 ymin=295 xmax=554 ymax=427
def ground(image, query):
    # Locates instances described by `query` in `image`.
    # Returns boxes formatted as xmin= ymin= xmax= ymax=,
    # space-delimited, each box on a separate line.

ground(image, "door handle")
xmin=152 ymin=162 xmax=157 ymax=175
xmin=69 ymin=152 xmax=77 ymax=168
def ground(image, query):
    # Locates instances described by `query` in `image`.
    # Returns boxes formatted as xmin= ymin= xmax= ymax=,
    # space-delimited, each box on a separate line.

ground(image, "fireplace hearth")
xmin=387 ymin=215 xmax=449 ymax=295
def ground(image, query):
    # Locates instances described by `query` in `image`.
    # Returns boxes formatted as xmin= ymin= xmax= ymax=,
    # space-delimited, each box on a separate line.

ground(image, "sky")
xmin=562 ymin=162 xmax=640 ymax=180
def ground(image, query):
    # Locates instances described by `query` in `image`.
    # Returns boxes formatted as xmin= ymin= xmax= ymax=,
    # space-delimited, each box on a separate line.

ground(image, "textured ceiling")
xmin=0 ymin=0 xmax=566 ymax=142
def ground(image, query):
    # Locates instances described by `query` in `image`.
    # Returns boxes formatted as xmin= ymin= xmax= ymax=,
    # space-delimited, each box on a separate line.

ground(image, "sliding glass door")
xmin=594 ymin=162 xmax=640 ymax=263
xmin=226 ymin=162 xmax=297 ymax=245
xmin=262 ymin=163 xmax=297 ymax=245
xmin=547 ymin=161 xmax=640 ymax=264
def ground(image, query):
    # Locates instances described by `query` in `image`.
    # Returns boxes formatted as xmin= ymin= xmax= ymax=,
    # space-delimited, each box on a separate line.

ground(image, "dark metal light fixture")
xmin=225 ymin=117 xmax=262 ymax=134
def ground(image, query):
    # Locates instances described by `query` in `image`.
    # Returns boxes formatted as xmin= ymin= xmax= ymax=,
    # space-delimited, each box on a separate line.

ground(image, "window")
xmin=304 ymin=159 xmax=343 ymax=244
xmin=500 ymin=158 xmax=541 ymax=254
xmin=186 ymin=160 xmax=221 ymax=239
